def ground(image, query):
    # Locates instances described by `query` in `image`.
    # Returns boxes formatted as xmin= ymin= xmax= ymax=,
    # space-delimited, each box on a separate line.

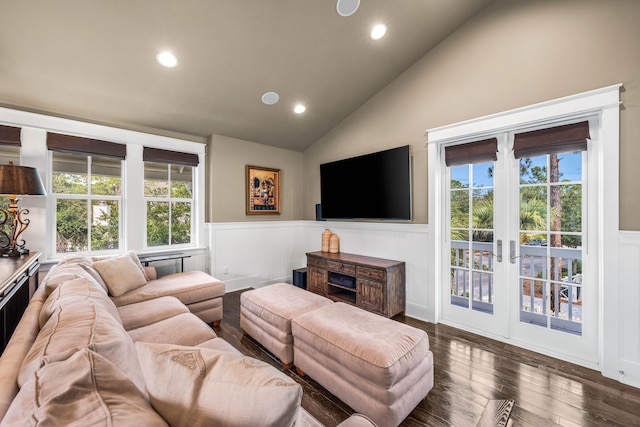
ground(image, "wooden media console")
xmin=306 ymin=251 xmax=405 ymax=318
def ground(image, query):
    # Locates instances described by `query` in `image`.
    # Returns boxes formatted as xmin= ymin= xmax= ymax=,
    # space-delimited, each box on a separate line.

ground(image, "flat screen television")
xmin=320 ymin=145 xmax=411 ymax=220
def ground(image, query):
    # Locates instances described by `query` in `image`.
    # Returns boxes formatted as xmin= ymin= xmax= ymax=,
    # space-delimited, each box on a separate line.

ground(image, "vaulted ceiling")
xmin=0 ymin=1 xmax=494 ymax=151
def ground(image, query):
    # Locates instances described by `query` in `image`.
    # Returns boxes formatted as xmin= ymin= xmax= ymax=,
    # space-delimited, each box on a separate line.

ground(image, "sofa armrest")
xmin=144 ymin=266 xmax=157 ymax=280
xmin=0 ymin=299 xmax=44 ymax=421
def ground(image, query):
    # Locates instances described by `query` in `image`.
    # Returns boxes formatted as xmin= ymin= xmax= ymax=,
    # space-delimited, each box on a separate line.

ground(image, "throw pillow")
xmin=3 ymin=348 xmax=168 ymax=427
xmin=136 ymin=342 xmax=302 ymax=427
xmin=93 ymin=254 xmax=147 ymax=297
xmin=126 ymin=250 xmax=151 ymax=281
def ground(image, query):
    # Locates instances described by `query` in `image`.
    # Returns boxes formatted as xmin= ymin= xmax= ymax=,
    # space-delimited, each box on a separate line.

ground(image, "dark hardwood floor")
xmin=215 ymin=290 xmax=640 ymax=426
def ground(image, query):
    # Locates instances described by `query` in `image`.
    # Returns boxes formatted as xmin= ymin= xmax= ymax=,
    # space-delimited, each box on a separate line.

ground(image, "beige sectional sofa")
xmin=0 ymin=253 xmax=305 ymax=426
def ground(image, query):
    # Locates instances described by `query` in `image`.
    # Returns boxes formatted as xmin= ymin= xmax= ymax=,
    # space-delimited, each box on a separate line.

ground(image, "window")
xmin=52 ymin=152 xmax=122 ymax=253
xmin=143 ymin=148 xmax=196 ymax=248
xmin=48 ymin=132 xmax=126 ymax=255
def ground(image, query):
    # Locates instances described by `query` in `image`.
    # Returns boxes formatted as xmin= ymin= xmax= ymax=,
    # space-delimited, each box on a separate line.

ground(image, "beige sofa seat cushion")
xmin=39 ymin=276 xmax=121 ymax=328
xmin=18 ymin=297 xmax=146 ymax=396
xmin=292 ymin=302 xmax=430 ymax=388
xmin=197 ymin=337 xmax=243 ymax=355
xmin=110 ymin=270 xmax=224 ymax=307
xmin=2 ymin=349 xmax=168 ymax=427
xmin=127 ymin=313 xmax=216 ymax=346
xmin=117 ymin=295 xmax=189 ymax=331
xmin=136 ymin=342 xmax=302 ymax=427
xmin=93 ymin=254 xmax=148 ymax=297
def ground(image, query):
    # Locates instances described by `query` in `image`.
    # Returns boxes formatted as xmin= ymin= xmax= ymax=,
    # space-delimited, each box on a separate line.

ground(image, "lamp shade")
xmin=0 ymin=164 xmax=46 ymax=196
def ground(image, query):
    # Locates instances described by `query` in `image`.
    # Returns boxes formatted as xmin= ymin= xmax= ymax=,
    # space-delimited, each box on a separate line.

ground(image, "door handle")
xmin=496 ymin=240 xmax=502 ymax=263
xmin=510 ymin=240 xmax=516 ymax=264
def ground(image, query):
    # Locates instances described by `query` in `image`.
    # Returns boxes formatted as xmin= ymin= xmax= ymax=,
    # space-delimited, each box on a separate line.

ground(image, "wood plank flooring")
xmin=216 ymin=290 xmax=640 ymax=426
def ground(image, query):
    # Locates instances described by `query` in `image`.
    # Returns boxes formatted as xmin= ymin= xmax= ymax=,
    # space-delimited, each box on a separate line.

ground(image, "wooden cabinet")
xmin=306 ymin=251 xmax=405 ymax=318
xmin=0 ymin=252 xmax=41 ymax=355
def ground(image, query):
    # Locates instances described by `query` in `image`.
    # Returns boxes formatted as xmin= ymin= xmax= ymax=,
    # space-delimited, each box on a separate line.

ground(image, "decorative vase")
xmin=322 ymin=229 xmax=332 ymax=252
xmin=329 ymin=233 xmax=340 ymax=254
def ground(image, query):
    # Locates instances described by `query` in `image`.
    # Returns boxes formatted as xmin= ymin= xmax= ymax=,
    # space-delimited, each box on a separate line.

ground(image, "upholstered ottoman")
xmin=292 ymin=302 xmax=434 ymax=427
xmin=240 ymin=283 xmax=332 ymax=368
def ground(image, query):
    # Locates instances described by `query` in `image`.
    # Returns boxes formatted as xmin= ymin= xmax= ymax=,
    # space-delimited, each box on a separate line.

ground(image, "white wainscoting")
xmin=207 ymin=221 xmax=306 ymax=291
xmin=206 ymin=221 xmax=431 ymax=320
xmin=616 ymin=231 xmax=640 ymax=388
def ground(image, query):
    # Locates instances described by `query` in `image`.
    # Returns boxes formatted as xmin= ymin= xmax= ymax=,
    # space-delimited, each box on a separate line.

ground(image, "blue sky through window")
xmin=450 ymin=151 xmax=582 ymax=187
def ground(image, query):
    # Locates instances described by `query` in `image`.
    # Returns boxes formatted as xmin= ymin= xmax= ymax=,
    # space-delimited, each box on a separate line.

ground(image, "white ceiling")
xmin=0 ymin=1 xmax=494 ymax=151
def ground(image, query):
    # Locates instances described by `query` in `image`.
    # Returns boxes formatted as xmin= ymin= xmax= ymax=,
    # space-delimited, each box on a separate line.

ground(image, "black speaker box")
xmin=293 ymin=268 xmax=307 ymax=289
xmin=315 ymin=204 xmax=325 ymax=221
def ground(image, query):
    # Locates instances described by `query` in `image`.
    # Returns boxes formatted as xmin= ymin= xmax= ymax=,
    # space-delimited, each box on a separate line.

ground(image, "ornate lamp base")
xmin=0 ymin=246 xmax=29 ymax=258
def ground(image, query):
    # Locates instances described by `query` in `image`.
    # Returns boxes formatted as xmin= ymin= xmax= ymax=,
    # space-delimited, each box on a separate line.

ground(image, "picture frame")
xmin=246 ymin=165 xmax=281 ymax=215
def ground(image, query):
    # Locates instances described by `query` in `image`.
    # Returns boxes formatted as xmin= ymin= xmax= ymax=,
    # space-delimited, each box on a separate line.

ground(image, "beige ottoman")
xmin=292 ymin=302 xmax=434 ymax=427
xmin=240 ymin=283 xmax=333 ymax=368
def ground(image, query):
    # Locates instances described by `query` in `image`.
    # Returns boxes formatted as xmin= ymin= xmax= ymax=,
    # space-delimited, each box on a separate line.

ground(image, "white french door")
xmin=440 ymin=124 xmax=599 ymax=365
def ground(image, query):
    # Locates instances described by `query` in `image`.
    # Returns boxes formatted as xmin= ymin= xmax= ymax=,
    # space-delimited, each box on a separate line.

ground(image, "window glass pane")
xmin=144 ymin=163 xmax=169 ymax=197
xmin=450 ymin=189 xmax=469 ymax=229
xmin=557 ymin=151 xmax=582 ymax=182
xmin=520 ymin=155 xmax=547 ymax=184
xmin=53 ymin=152 xmax=88 ymax=194
xmin=520 ymin=186 xmax=547 ymax=232
xmin=91 ymin=200 xmax=119 ymax=250
xmin=147 ymin=201 xmax=169 ymax=246
xmin=472 ymin=189 xmax=493 ymax=233
xmin=472 ymin=162 xmax=493 ymax=188
xmin=171 ymin=202 xmax=191 ymax=244
xmin=91 ymin=157 xmax=122 ymax=196
xmin=450 ymin=165 xmax=469 ymax=188
xmin=171 ymin=165 xmax=192 ymax=198
xmin=56 ymin=199 xmax=88 ymax=252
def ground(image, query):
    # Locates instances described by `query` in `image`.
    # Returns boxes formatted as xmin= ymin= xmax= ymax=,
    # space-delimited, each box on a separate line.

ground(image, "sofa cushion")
xmin=136 ymin=342 xmax=302 ymax=427
xmin=3 ymin=348 xmax=168 ymax=427
xmin=18 ymin=298 xmax=147 ymax=396
xmin=110 ymin=270 xmax=224 ymax=307
xmin=39 ymin=277 xmax=121 ymax=328
xmin=117 ymin=296 xmax=189 ymax=331
xmin=197 ymin=337 xmax=243 ymax=355
xmin=127 ymin=313 xmax=216 ymax=346
xmin=93 ymin=254 xmax=147 ymax=297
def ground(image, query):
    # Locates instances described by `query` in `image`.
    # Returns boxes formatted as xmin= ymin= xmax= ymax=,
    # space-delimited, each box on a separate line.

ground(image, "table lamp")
xmin=0 ymin=162 xmax=46 ymax=257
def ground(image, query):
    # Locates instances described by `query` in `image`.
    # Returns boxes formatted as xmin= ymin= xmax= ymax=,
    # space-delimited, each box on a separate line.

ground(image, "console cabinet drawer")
xmin=307 ymin=256 xmax=326 ymax=268
xmin=327 ymin=260 xmax=356 ymax=276
xmin=357 ymin=266 xmax=384 ymax=281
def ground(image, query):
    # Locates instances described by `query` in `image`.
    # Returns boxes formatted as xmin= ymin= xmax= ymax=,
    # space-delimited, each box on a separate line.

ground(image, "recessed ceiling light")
xmin=261 ymin=92 xmax=280 ymax=105
xmin=294 ymin=104 xmax=306 ymax=114
xmin=336 ymin=0 xmax=360 ymax=17
xmin=370 ymin=24 xmax=387 ymax=40
xmin=156 ymin=51 xmax=178 ymax=68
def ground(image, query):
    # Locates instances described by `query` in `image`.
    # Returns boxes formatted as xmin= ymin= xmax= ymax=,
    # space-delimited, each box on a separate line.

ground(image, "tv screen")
xmin=320 ymin=145 xmax=411 ymax=220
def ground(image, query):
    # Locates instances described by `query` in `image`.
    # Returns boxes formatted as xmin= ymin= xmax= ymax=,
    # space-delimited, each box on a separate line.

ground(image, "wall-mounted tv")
xmin=320 ymin=145 xmax=411 ymax=220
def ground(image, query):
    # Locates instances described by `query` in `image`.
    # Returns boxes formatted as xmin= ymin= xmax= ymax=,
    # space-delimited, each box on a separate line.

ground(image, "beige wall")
xmin=303 ymin=0 xmax=640 ymax=228
xmin=207 ymin=134 xmax=304 ymax=222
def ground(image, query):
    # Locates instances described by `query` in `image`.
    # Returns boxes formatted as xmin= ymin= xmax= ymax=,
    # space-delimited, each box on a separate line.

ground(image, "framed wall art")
xmin=246 ymin=165 xmax=281 ymax=215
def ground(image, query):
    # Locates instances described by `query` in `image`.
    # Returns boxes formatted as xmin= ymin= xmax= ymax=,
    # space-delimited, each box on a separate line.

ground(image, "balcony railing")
xmin=451 ymin=240 xmax=583 ymax=335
